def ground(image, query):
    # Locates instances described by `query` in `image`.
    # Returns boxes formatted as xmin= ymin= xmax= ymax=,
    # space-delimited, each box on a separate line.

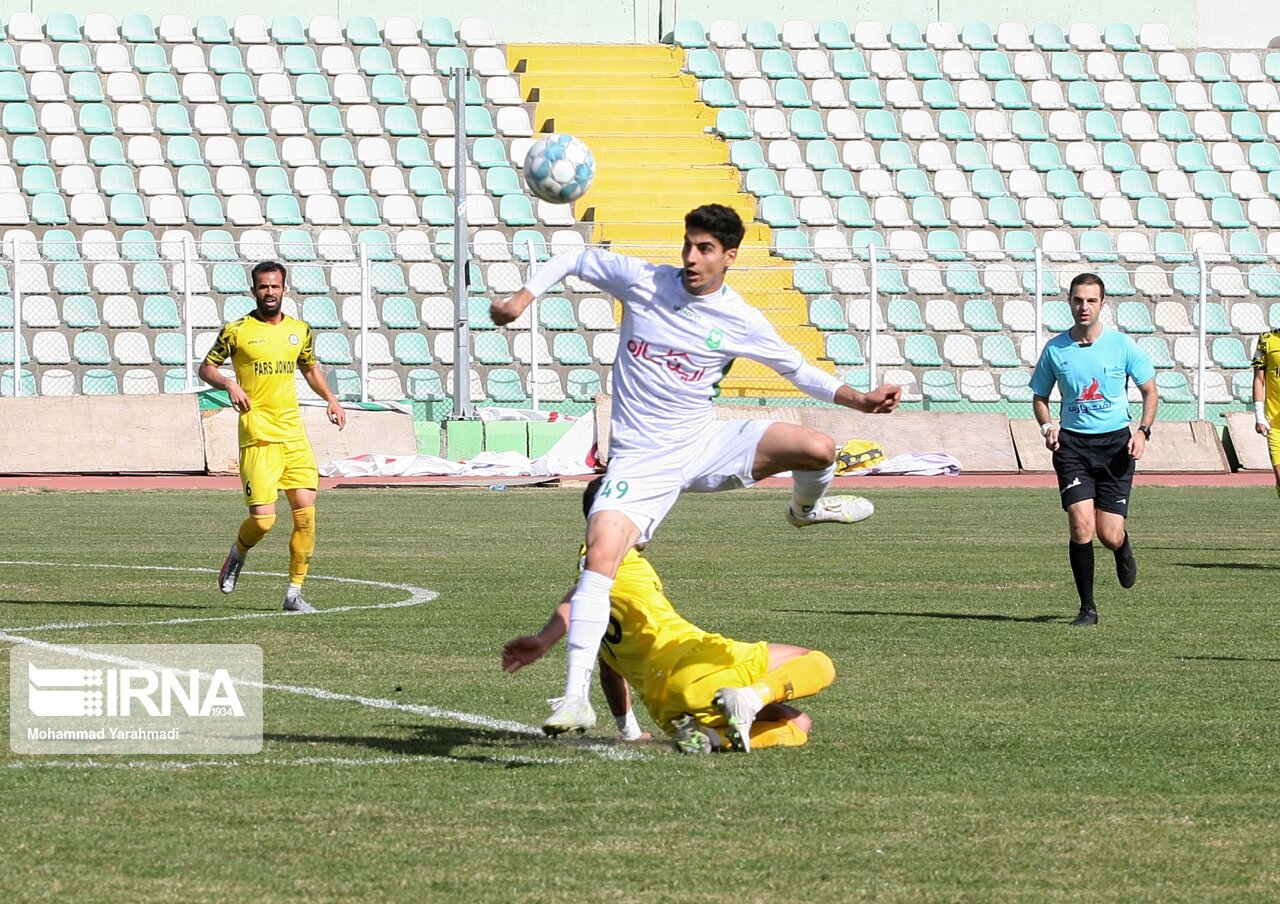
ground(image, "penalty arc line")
xmin=0 ymin=560 xmax=648 ymax=763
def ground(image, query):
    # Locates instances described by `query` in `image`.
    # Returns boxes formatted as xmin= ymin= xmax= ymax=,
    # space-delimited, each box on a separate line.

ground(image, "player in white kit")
xmin=492 ymin=205 xmax=901 ymax=735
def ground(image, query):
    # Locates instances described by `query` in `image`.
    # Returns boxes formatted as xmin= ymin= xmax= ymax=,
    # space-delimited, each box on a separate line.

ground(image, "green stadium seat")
xmin=12 ymin=136 xmax=47 ymax=166
xmin=73 ymin=332 xmax=111 ymax=365
xmin=143 ymin=296 xmax=180 ymax=329
xmin=1116 ymin=301 xmax=1156 ymax=333
xmin=1040 ymin=301 xmax=1071 ymax=331
xmin=907 ymin=50 xmax=943 ymax=80
xmin=821 ymin=169 xmax=857 ymax=198
xmin=1104 ymin=23 xmax=1141 ymax=51
xmin=3 ymin=104 xmax=37 ymax=135
xmin=877 ymin=264 xmax=909 ymax=295
xmin=760 ymin=196 xmax=800 ymax=228
xmin=773 ymin=230 xmax=812 ymax=261
xmin=699 ymin=78 xmax=737 ymax=107
xmin=964 ymin=299 xmax=1001 ymax=332
xmin=818 ymin=21 xmax=854 ymax=49
xmin=1195 ymin=52 xmax=1229 ymax=82
xmin=805 ymin=140 xmax=840 ymax=171
xmin=1211 ymin=197 xmax=1248 ymax=228
xmin=981 ymin=335 xmax=1020 ymax=367
xmin=836 ymin=196 xmax=874 ymax=228
xmin=474 ymin=332 xmax=513 ymax=365
xmin=80 ymin=369 xmax=118 ymax=395
xmin=863 ymin=110 xmax=900 ymax=141
xmin=301 ymin=296 xmax=339 ymax=328
xmin=345 ymin=15 xmax=380 ymax=45
xmin=890 ymin=21 xmax=926 ymax=49
xmin=32 ymin=195 xmax=69 ymax=225
xmin=0 ymin=71 xmax=28 ymax=102
xmin=1155 ymin=372 xmax=1193 ymax=402
xmin=775 ymin=79 xmax=810 ymax=107
xmin=955 ymin=142 xmax=990 ymax=171
xmin=832 ymin=50 xmax=869 ymax=80
xmin=52 ymin=263 xmax=90 ymax=295
xmin=1028 ymin=142 xmax=1064 ymax=172
xmin=1231 ymin=111 xmax=1265 ymax=143
xmin=849 ymin=80 xmax=884 ymax=108
xmin=923 ymin=81 xmax=959 ymax=110
xmin=393 ymin=333 xmax=431 ymax=366
xmin=792 ymin=262 xmax=832 ymax=295
xmin=1139 ymin=81 xmax=1175 ymax=111
xmin=314 ymin=333 xmax=353 ymax=366
xmin=1136 ymin=336 xmax=1174 ymax=368
xmin=808 ymin=296 xmax=848 ymax=331
xmin=996 ymin=81 xmax=1031 ymax=110
xmin=1000 ymin=370 xmax=1034 ymax=402
xmin=1085 ymin=111 xmax=1122 ymax=141
xmin=936 ymin=110 xmax=974 ymax=141
xmin=45 ymin=12 xmax=81 ymax=41
xmin=552 ymin=333 xmax=591 ymax=366
xmin=1192 ymin=302 xmax=1231 ymax=334
xmin=922 ymin=370 xmax=961 ymax=403
xmin=685 ymin=48 xmax=723 ymax=79
xmin=284 ymin=46 xmax=320 ymax=75
xmin=252 ymin=167 xmax=290 ymax=197
xmin=902 ymin=335 xmax=942 ymax=367
xmin=672 ymin=19 xmax=708 ymax=48
xmin=268 ymin=15 xmax=305 ymax=44
xmin=1249 ymin=266 xmax=1280 ymax=297
xmin=885 ymin=298 xmax=925 ymax=331
xmin=485 ymin=369 xmax=527 ymax=404
xmin=825 ymin=333 xmax=864 ymax=366
xmin=21 ymin=166 xmax=57 ymax=196
xmin=1158 ymin=111 xmax=1194 ymax=142
xmin=978 ymin=50 xmax=1014 ymax=80
xmin=420 ymin=16 xmax=457 ymax=46
xmin=1050 ymin=52 xmax=1086 ymax=81
xmin=122 ymin=13 xmax=157 ymax=42
xmin=1214 ymin=82 xmax=1248 ymax=113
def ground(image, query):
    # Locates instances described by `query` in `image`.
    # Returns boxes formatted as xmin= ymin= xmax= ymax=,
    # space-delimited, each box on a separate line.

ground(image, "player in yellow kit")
xmin=502 ymin=479 xmax=836 ymax=753
xmin=198 ymin=261 xmax=346 ymax=612
xmin=1252 ymin=331 xmax=1280 ymax=497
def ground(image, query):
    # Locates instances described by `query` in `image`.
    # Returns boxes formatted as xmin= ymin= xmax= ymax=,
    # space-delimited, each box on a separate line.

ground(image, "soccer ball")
xmin=523 ymin=134 xmax=595 ymax=204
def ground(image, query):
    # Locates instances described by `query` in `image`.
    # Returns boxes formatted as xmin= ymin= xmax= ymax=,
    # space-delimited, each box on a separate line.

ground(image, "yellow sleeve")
xmin=296 ymin=321 xmax=316 ymax=368
xmin=205 ymin=320 xmax=237 ymax=366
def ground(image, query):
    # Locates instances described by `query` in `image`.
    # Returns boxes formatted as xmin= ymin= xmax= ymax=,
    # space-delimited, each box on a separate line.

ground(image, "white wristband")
xmin=615 ymin=711 xmax=643 ymax=740
xmin=1040 ymin=422 xmax=1054 ymax=437
xmin=1256 ymin=401 xmax=1268 ymax=426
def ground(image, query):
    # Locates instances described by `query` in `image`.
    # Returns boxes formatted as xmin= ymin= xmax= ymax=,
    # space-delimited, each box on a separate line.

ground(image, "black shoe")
xmin=1116 ymin=548 xmax=1137 ymax=590
xmin=1071 ymin=608 xmax=1098 ymax=627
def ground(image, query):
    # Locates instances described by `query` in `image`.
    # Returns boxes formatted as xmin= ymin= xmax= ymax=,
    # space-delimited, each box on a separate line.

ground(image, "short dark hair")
xmin=1068 ymin=272 xmax=1106 ymax=301
xmin=685 ymin=204 xmax=745 ymax=251
xmin=251 ymin=261 xmax=287 ymax=285
xmin=582 ymin=476 xmax=604 ymax=520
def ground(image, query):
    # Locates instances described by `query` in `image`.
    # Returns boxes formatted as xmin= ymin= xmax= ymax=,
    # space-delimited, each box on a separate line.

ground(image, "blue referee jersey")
xmin=1030 ymin=328 xmax=1155 ymax=434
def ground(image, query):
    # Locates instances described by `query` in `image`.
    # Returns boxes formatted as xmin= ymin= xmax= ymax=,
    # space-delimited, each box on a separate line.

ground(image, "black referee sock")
xmin=1069 ymin=541 xmax=1095 ymax=610
xmin=1114 ymin=533 xmax=1132 ymax=562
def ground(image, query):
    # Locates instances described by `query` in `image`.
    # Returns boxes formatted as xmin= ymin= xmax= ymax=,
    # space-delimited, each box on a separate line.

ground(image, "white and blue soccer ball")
xmin=523 ymin=134 xmax=595 ymax=204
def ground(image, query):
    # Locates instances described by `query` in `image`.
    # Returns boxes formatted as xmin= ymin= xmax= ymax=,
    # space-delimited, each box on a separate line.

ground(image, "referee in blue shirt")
xmin=1031 ymin=273 xmax=1159 ymax=627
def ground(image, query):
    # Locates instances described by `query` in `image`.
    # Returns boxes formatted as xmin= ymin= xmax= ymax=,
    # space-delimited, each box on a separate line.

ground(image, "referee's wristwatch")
xmin=1137 ymin=425 xmax=1152 ymax=440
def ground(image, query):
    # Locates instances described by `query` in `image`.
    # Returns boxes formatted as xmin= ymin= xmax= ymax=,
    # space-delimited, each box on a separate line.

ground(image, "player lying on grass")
xmin=501 ymin=478 xmax=837 ymax=753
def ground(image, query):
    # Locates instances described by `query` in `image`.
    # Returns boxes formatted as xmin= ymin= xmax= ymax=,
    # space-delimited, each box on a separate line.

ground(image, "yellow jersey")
xmin=1253 ymin=332 xmax=1280 ymax=427
xmin=590 ymin=549 xmax=726 ymax=717
xmin=205 ymin=314 xmax=317 ymax=448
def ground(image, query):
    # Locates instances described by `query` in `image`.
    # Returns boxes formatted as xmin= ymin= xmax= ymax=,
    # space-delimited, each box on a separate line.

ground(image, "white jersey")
xmin=523 ymin=249 xmax=842 ymax=457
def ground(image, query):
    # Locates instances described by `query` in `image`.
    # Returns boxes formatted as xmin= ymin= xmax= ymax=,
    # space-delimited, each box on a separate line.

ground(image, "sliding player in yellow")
xmin=1253 ymin=330 xmax=1280 ymax=497
xmin=502 ymin=479 xmax=836 ymax=753
xmin=198 ymin=261 xmax=346 ymax=612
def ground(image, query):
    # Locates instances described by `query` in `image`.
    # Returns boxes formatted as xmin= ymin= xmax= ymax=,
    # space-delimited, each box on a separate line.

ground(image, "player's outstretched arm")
xmin=299 ymin=362 xmax=346 ymax=430
xmin=491 ymin=288 xmax=534 ymax=326
xmin=833 ymin=383 xmax=902 ymax=414
xmin=502 ymin=600 xmax=570 ymax=673
xmin=599 ymin=660 xmax=650 ymax=741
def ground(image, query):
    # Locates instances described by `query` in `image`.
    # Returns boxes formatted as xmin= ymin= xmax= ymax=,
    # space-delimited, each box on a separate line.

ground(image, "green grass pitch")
xmin=1 ymin=485 xmax=1278 ymax=902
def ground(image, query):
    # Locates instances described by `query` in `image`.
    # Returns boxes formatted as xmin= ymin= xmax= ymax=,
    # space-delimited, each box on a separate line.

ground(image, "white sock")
xmin=286 ymin=582 xmax=302 ymax=598
xmin=791 ymin=462 xmax=836 ymax=514
xmin=564 ymin=569 xmax=614 ymax=699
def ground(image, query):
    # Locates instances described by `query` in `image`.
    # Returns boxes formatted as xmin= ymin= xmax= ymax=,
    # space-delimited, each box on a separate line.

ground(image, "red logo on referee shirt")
xmin=1078 ymin=378 xmax=1104 ymax=401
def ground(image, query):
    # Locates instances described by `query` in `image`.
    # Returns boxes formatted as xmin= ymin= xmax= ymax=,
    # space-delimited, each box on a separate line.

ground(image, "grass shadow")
xmin=774 ymin=607 xmax=1064 ymax=624
xmin=0 ymin=598 xmax=217 ymax=611
xmin=1174 ymin=562 xmax=1280 ymax=571
xmin=263 ymin=726 xmax=554 ymax=768
xmin=1178 ymin=655 xmax=1280 ymax=664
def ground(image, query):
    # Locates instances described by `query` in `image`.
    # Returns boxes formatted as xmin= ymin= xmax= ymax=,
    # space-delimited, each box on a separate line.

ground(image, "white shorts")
xmin=590 ymin=419 xmax=774 ymax=544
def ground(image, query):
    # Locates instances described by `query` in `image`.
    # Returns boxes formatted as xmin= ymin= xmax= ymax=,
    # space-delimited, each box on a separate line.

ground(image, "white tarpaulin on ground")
xmin=845 ymin=452 xmax=962 ymax=477
xmin=318 ymin=412 xmax=598 ymax=478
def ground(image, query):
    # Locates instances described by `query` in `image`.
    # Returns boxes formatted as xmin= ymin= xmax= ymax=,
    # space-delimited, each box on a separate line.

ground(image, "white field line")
xmin=5 ymin=753 xmax=586 ymax=770
xmin=0 ymin=560 xmax=648 ymax=763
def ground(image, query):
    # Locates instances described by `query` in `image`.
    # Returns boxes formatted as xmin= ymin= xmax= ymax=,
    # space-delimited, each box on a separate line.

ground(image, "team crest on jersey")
xmin=289 ymin=334 xmax=299 ymax=345
xmin=705 ymin=328 xmax=724 ymax=350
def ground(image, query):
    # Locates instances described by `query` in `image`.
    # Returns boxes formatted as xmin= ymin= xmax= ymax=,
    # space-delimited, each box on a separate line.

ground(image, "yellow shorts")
xmin=239 ymin=440 xmax=317 ymax=507
xmin=649 ymin=636 xmax=770 ymax=735
xmin=1269 ymin=427 xmax=1280 ymax=468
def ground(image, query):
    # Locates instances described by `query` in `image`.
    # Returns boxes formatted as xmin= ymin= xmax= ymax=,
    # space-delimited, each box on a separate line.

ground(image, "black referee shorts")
xmin=1052 ymin=427 xmax=1135 ymax=516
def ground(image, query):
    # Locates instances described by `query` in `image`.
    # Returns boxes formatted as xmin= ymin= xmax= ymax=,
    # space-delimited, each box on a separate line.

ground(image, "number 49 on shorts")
xmin=597 ymin=479 xmax=630 ymax=499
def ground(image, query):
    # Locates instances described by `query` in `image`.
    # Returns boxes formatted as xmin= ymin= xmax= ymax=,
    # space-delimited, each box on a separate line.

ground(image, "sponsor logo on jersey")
xmin=289 ymin=334 xmax=299 ymax=345
xmin=626 ymin=339 xmax=708 ymax=383
xmin=705 ymin=328 xmax=724 ymax=350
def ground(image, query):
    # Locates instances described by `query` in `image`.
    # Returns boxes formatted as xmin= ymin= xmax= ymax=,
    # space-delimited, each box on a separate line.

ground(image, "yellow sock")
xmin=749 ymin=719 xmax=809 ymax=750
xmin=288 ymin=506 xmax=316 ymax=587
xmin=235 ymin=514 xmax=276 ymax=556
xmin=749 ymin=651 xmax=836 ymax=706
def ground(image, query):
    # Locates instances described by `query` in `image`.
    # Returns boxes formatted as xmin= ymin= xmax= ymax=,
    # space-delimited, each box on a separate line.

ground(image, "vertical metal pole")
xmin=867 ymin=249 xmax=878 ymax=387
xmin=1195 ymin=247 xmax=1207 ymax=421
xmin=1033 ymin=246 xmax=1044 ymax=356
xmin=11 ymin=239 xmax=22 ymax=397
xmin=358 ymin=241 xmax=370 ymax=404
xmin=527 ymin=237 xmax=540 ymax=412
xmin=183 ymin=236 xmax=194 ymax=391
xmin=451 ymin=65 xmax=473 ymax=419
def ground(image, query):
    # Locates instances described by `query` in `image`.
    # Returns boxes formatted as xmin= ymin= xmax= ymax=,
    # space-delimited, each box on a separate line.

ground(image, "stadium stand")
xmin=0 ymin=13 xmax=1271 ymax=419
